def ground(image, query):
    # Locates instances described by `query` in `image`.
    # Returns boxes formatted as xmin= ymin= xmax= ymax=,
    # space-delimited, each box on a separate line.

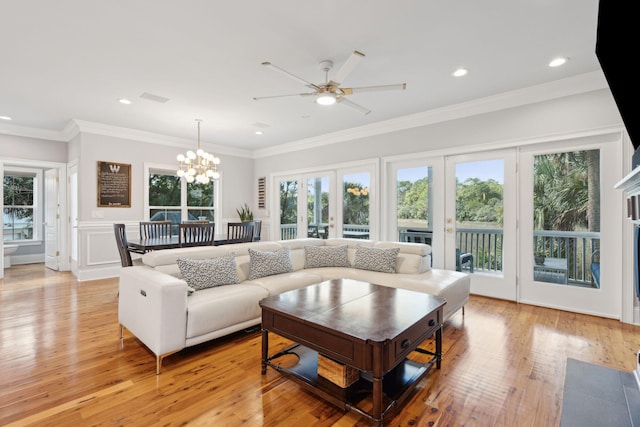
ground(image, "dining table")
xmin=128 ymin=234 xmax=232 ymax=253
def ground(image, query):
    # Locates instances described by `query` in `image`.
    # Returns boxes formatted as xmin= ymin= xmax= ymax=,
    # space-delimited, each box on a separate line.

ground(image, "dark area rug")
xmin=561 ymin=358 xmax=640 ymax=427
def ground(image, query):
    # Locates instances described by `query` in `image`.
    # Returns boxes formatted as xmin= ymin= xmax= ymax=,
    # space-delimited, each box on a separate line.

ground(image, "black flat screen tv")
xmin=596 ymin=1 xmax=637 ymax=154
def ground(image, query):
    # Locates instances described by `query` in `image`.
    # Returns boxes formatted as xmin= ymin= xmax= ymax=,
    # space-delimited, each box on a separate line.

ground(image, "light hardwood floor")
xmin=1 ymin=263 xmax=640 ymax=426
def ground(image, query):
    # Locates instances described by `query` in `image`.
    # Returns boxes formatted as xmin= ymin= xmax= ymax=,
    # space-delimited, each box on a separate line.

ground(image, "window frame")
xmin=144 ymin=163 xmax=220 ymax=234
xmin=3 ymin=166 xmax=43 ymax=243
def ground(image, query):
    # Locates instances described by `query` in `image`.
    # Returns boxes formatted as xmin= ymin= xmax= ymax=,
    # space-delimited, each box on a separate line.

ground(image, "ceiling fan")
xmin=253 ymin=50 xmax=406 ymax=115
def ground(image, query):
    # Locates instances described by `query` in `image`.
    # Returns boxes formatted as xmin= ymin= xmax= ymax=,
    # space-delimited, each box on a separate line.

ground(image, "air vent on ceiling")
xmin=140 ymin=92 xmax=170 ymax=103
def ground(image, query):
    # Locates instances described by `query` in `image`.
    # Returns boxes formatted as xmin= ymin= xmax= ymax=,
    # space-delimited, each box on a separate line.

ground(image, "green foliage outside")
xmin=280 ymin=181 xmax=298 ymax=225
xmin=3 ymin=176 xmax=34 ymax=240
xmin=343 ymin=181 xmax=369 ymax=225
xmin=397 ymin=177 xmax=428 ymax=221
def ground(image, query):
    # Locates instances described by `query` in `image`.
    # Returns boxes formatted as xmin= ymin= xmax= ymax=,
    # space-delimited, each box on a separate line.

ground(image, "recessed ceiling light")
xmin=118 ymin=98 xmax=132 ymax=105
xmin=255 ymin=131 xmax=263 ymax=135
xmin=549 ymin=57 xmax=568 ymax=67
xmin=452 ymin=68 xmax=468 ymax=77
xmin=0 ymin=115 xmax=12 ymax=121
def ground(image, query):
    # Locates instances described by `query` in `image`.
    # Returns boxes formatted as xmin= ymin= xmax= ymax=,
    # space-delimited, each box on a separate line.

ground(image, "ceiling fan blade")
xmin=341 ymin=83 xmax=406 ymax=95
xmin=261 ymin=62 xmax=319 ymax=90
xmin=253 ymin=93 xmax=316 ymax=101
xmin=337 ymin=97 xmax=371 ymax=115
xmin=331 ymin=50 xmax=365 ymax=86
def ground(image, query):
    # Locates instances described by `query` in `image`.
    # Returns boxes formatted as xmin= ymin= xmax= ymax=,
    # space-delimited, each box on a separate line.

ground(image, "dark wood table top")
xmin=259 ymin=278 xmax=446 ymax=343
xmin=128 ymin=234 xmax=231 ymax=252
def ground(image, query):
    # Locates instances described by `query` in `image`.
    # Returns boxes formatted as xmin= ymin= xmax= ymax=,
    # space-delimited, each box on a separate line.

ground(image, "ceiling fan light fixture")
xmin=316 ymin=92 xmax=336 ymax=106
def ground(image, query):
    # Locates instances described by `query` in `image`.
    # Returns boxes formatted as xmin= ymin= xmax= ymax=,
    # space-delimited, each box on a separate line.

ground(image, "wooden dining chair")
xmin=226 ymin=221 xmax=254 ymax=243
xmin=139 ymin=221 xmax=172 ymax=239
xmin=113 ymin=223 xmax=133 ymax=267
xmin=178 ymin=223 xmax=215 ymax=247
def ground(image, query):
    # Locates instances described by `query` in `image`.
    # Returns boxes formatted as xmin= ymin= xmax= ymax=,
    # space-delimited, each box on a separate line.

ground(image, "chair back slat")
xmin=113 ymin=223 xmax=133 ymax=267
xmin=140 ymin=221 xmax=172 ymax=239
xmin=178 ymin=223 xmax=215 ymax=247
xmin=227 ymin=221 xmax=254 ymax=243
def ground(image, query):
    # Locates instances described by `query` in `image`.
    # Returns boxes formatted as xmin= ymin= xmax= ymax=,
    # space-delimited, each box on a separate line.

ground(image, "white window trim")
xmin=143 ymin=162 xmax=221 ymax=227
xmin=3 ymin=166 xmax=43 ymax=243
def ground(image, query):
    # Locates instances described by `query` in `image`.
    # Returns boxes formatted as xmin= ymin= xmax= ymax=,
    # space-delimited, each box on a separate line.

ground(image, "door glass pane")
xmin=456 ymin=159 xmax=504 ymax=274
xmin=397 ymin=166 xmax=432 ymax=246
xmin=343 ymin=173 xmax=370 ymax=239
xmin=279 ymin=180 xmax=298 ymax=240
xmin=307 ymin=177 xmax=329 ymax=239
xmin=533 ymin=150 xmax=600 ymax=287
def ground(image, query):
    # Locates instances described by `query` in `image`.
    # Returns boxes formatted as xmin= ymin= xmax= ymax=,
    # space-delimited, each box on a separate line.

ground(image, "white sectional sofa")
xmin=118 ymin=238 xmax=470 ymax=373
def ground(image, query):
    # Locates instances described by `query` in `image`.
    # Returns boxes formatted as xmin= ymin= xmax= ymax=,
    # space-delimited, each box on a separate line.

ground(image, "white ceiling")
xmin=0 ymin=1 xmax=603 ymax=152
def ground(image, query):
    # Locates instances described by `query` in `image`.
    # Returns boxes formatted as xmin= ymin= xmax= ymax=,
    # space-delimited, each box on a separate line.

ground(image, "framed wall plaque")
xmin=97 ymin=161 xmax=131 ymax=207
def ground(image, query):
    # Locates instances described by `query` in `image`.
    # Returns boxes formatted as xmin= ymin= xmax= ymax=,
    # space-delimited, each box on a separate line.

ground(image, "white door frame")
xmin=518 ymin=134 xmax=624 ymax=318
xmin=445 ymin=149 xmax=518 ymax=301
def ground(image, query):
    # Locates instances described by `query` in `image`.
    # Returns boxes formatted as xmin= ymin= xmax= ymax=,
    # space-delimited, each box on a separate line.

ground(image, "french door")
xmin=274 ymin=171 xmax=337 ymax=240
xmin=273 ymin=162 xmax=377 ymax=241
xmin=518 ymin=137 xmax=623 ymax=318
xmin=445 ymin=150 xmax=517 ymax=300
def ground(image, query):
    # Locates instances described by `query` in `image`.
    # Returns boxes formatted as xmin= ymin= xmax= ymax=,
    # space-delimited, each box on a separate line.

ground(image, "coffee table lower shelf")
xmin=264 ymin=343 xmax=438 ymax=422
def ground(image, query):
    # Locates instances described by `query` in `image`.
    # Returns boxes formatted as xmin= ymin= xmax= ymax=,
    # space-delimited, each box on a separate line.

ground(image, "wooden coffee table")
xmin=260 ymin=279 xmax=446 ymax=426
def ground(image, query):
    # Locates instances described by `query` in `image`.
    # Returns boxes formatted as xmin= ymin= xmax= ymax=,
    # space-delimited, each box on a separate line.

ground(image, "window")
xmin=147 ymin=167 xmax=217 ymax=235
xmin=3 ymin=168 xmax=41 ymax=242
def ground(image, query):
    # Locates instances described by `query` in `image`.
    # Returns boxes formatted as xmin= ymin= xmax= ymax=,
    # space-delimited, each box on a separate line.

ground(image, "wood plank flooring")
xmin=1 ymin=263 xmax=640 ymax=426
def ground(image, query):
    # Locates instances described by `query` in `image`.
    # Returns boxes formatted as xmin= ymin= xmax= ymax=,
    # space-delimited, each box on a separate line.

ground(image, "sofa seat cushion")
xmin=186 ymin=283 xmax=268 ymax=339
xmin=245 ymin=271 xmax=323 ymax=295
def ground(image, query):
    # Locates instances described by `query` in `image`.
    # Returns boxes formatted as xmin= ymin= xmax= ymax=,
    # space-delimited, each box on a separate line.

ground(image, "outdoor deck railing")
xmin=399 ymin=227 xmax=600 ymax=286
xmin=280 ymin=224 xmax=599 ymax=286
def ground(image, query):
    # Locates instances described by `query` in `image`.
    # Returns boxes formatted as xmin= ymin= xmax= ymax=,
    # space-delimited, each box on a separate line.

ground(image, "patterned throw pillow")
xmin=352 ymin=245 xmax=400 ymax=273
xmin=248 ymin=247 xmax=293 ymax=280
xmin=304 ymin=245 xmax=350 ymax=268
xmin=176 ymin=254 xmax=239 ymax=291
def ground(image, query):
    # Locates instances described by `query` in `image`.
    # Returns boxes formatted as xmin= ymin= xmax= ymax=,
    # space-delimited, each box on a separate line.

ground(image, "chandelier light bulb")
xmin=186 ymin=175 xmax=195 ymax=183
xmin=177 ymin=154 xmax=185 ymax=162
xmin=177 ymin=170 xmax=185 ymax=177
xmin=188 ymin=167 xmax=196 ymax=176
xmin=212 ymin=171 xmax=220 ymax=180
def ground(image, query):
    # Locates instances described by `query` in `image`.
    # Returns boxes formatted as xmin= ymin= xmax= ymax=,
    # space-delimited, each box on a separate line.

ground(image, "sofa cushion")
xmin=248 ymin=247 xmax=293 ymax=280
xmin=177 ymin=254 xmax=239 ymax=291
xmin=353 ymin=245 xmax=400 ymax=273
xmin=304 ymin=244 xmax=350 ymax=268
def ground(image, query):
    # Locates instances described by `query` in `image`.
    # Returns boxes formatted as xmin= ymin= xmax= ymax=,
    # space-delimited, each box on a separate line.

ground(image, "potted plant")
xmin=236 ymin=203 xmax=254 ymax=222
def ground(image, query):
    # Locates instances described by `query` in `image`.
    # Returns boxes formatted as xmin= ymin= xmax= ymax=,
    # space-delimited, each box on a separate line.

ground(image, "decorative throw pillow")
xmin=248 ymin=247 xmax=293 ymax=280
xmin=304 ymin=245 xmax=350 ymax=268
xmin=176 ymin=254 xmax=239 ymax=291
xmin=352 ymin=245 xmax=400 ymax=273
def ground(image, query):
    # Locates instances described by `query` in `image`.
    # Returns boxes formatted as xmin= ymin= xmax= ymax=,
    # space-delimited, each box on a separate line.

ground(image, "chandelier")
xmin=176 ymin=119 xmax=220 ymax=184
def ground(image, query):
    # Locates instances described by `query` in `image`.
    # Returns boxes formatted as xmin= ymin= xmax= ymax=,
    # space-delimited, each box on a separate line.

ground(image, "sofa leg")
xmin=120 ymin=324 xmax=125 ymax=339
xmin=462 ymin=306 xmax=465 ymax=316
xmin=156 ymin=356 xmax=163 ymax=375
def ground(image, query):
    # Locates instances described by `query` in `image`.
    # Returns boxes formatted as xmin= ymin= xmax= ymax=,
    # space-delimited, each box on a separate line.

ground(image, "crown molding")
xmin=0 ymin=122 xmax=69 ymax=142
xmin=252 ymin=71 xmax=609 ymax=158
xmin=71 ymin=120 xmax=253 ymax=158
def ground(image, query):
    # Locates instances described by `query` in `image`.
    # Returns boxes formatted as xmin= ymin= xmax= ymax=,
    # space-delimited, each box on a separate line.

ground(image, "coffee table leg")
xmin=261 ymin=329 xmax=268 ymax=375
xmin=436 ymin=324 xmax=442 ymax=369
xmin=372 ymin=343 xmax=383 ymax=426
